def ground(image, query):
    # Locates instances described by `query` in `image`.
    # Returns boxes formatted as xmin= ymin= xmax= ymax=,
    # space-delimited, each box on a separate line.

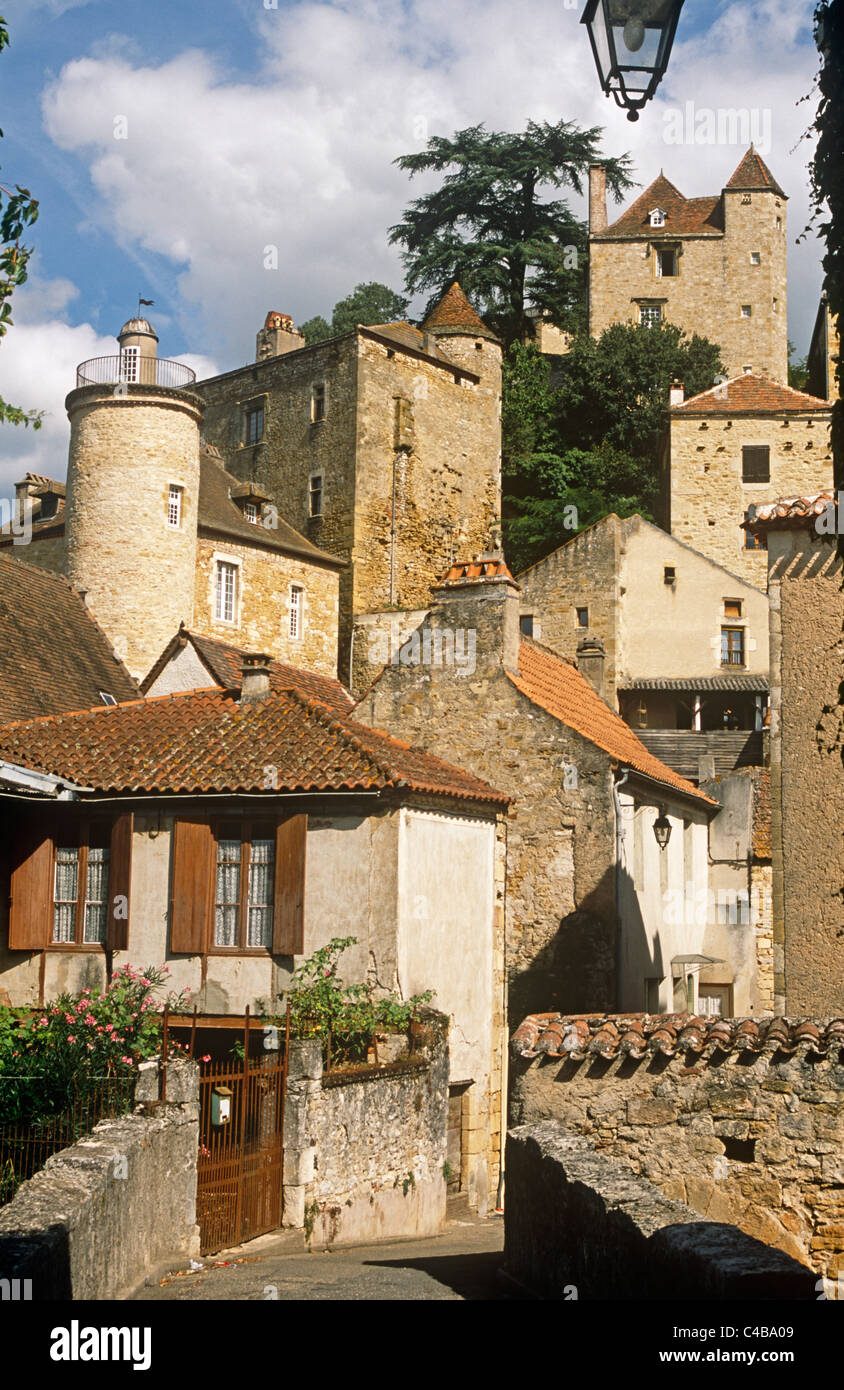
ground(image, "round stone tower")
xmin=64 ymin=319 xmax=204 ymax=680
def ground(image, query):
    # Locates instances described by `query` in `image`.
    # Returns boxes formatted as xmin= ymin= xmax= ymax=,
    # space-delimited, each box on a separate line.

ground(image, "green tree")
xmin=299 ymin=314 xmax=332 ymax=346
xmin=501 ymin=323 xmax=725 ymax=572
xmin=787 ymin=338 xmax=810 ymax=391
xmin=0 ymin=17 xmax=41 ymax=429
xmin=390 ymin=121 xmax=633 ymax=347
xmin=330 ymin=280 xmax=409 ymax=335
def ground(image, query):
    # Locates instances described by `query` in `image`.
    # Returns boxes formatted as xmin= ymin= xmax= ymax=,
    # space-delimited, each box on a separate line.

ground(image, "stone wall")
xmin=511 ymin=1031 xmax=844 ymax=1283
xmin=767 ymin=529 xmax=844 ymax=1015
xmin=589 ymin=187 xmax=788 ymax=382
xmin=666 ymin=407 xmax=833 ymax=584
xmin=505 ymin=1122 xmax=815 ymax=1299
xmin=282 ymin=1022 xmax=449 ymax=1246
xmin=0 ymin=1057 xmax=199 ymax=1299
xmin=193 ymin=533 xmax=339 ymax=678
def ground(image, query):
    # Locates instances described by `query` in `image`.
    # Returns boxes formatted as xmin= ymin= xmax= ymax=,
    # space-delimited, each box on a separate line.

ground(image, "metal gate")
xmin=196 ymin=1028 xmax=288 ymax=1255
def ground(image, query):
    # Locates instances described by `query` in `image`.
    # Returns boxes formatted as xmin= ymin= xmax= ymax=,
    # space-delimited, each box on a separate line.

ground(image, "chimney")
xmin=429 ymin=554 xmax=520 ymax=676
xmin=576 ymin=635 xmax=606 ymax=699
xmin=669 ymin=380 xmax=685 ymax=407
xmin=240 ymin=651 xmax=272 ymax=704
xmin=589 ymin=165 xmax=608 ymax=236
xmin=256 ymin=311 xmax=305 ymax=362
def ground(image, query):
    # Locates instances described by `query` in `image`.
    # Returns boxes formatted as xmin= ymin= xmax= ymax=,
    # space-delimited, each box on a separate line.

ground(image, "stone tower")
xmin=256 ymin=310 xmax=306 ymax=361
xmin=64 ymin=319 xmax=204 ymax=680
xmin=588 ymin=147 xmax=788 ymax=382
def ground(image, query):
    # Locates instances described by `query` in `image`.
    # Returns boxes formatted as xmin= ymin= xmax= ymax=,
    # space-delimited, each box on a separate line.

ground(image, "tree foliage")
xmin=390 ymin=121 xmax=634 ymax=347
xmin=299 ymin=281 xmax=409 ymax=345
xmin=502 ymin=323 xmax=725 ymax=572
xmin=0 ymin=16 xmax=41 ymax=429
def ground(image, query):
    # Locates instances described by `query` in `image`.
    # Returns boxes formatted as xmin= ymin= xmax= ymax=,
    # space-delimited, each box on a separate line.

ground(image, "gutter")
xmin=612 ymin=768 xmax=630 ymax=1012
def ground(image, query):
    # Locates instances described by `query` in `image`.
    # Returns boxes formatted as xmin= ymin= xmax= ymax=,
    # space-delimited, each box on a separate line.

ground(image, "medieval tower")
xmin=64 ymin=318 xmax=204 ymax=678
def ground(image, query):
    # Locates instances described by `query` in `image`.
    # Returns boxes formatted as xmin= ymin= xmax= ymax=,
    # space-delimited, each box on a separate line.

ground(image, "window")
xmin=519 ymin=614 xmax=534 ymax=637
xmin=742 ymin=445 xmax=770 ymax=482
xmin=649 ymin=208 xmax=665 ymax=228
xmin=167 ymin=485 xmax=182 ymax=529
xmin=244 ymin=402 xmax=264 ymax=446
xmin=52 ymin=822 xmax=111 ymax=945
xmin=215 ymin=561 xmax=238 ymax=623
xmin=289 ymin=585 xmax=303 ymax=640
xmin=750 ymin=251 xmax=761 ymax=265
xmin=99 ymin=691 xmax=117 ymax=706
xmin=311 ymin=382 xmax=327 ymax=423
xmin=698 ymin=985 xmax=732 ymax=1018
xmin=656 ymin=246 xmax=677 ymax=278
xmin=776 ymin=216 xmax=782 ymax=230
xmin=244 ymin=501 xmax=260 ymax=524
xmin=119 ymin=346 xmax=139 ymax=382
xmin=743 ymin=365 xmax=753 ymax=374
xmin=745 ymin=526 xmax=767 ymax=551
xmin=664 ymin=566 xmax=676 ymax=585
xmin=309 ymin=474 xmax=324 ymax=518
xmin=214 ymin=822 xmax=275 ymax=949
xmin=724 ymin=598 xmax=742 ymax=619
xmin=721 ymin=627 xmax=745 ymax=666
xmin=639 ymin=304 xmax=662 ymax=328
xmin=741 ymin=194 xmax=751 ymax=205
xmin=740 ymin=304 xmax=752 ymax=319
xmin=576 ymin=606 xmax=588 ymax=628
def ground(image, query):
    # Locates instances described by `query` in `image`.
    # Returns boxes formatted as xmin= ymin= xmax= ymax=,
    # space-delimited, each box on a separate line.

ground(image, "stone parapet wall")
xmin=511 ymin=1027 xmax=844 ymax=1283
xmin=282 ymin=1018 xmax=449 ymax=1246
xmin=0 ymin=1057 xmax=199 ymax=1299
xmin=505 ymin=1122 xmax=816 ymax=1299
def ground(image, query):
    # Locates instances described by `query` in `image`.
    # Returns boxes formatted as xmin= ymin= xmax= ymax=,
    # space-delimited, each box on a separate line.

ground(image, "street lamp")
xmin=581 ymin=0 xmax=686 ymax=121
xmin=652 ymin=807 xmax=672 ymax=850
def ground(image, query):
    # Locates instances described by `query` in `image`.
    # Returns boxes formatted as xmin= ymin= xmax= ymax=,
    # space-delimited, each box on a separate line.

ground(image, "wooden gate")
xmin=196 ymin=1040 xmax=287 ymax=1255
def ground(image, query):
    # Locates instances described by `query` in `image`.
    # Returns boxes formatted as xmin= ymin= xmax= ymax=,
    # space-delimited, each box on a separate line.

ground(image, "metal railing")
xmin=75 ymin=356 xmax=197 ymax=390
xmin=0 ymin=1073 xmax=135 ymax=1206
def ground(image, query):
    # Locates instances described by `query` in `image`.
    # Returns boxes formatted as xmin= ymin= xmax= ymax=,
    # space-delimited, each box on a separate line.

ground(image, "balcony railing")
xmin=75 ymin=356 xmax=197 ymax=390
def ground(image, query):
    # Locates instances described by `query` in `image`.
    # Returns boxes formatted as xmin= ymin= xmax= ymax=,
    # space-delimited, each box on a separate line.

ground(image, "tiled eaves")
xmin=672 ymin=374 xmax=832 ymax=414
xmin=512 ymin=1011 xmax=844 ymax=1063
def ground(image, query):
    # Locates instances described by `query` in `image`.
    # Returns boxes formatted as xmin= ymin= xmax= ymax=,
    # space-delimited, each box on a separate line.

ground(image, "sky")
xmin=0 ymin=0 xmax=826 ymax=489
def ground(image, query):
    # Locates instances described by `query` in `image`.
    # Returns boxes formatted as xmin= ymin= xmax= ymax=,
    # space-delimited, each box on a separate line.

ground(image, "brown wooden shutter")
xmin=273 ymin=813 xmax=307 ymax=956
xmin=170 ymin=816 xmax=215 ymax=954
xmin=8 ymin=822 xmax=53 ymax=950
xmin=107 ymin=813 xmax=133 ymax=951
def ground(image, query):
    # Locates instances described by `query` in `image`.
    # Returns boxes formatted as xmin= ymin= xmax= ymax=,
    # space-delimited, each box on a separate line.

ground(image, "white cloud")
xmin=36 ymin=0 xmax=825 ymax=374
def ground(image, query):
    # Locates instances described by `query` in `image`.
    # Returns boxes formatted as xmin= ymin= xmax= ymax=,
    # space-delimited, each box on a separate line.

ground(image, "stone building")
xmin=662 ymin=375 xmax=833 ymax=584
xmin=0 ymin=658 xmax=507 ymax=1211
xmin=195 ymin=285 xmax=502 ymax=679
xmin=745 ymin=493 xmax=844 ymax=1017
xmin=0 ymin=318 xmax=344 ymax=683
xmin=516 ymin=513 xmax=769 ymax=780
xmin=353 ymin=557 xmax=719 ymax=1022
xmin=808 ymin=292 xmax=840 ymax=403
xmin=588 ymin=148 xmax=789 ymax=382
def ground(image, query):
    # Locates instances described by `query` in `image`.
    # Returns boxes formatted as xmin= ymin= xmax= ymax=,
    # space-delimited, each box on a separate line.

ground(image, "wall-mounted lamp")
xmin=653 ymin=807 xmax=672 ymax=850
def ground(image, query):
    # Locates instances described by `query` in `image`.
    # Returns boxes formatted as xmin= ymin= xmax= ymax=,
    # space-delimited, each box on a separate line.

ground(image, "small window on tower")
xmin=119 ymin=346 xmax=139 ymax=383
xmin=244 ymin=403 xmax=264 ymax=446
xmin=309 ymin=474 xmax=324 ymax=518
xmin=741 ymin=304 xmax=752 ymax=319
xmin=311 ymin=383 xmax=327 ymax=423
xmin=750 ymin=251 xmax=761 ymax=265
xmin=289 ymin=585 xmax=304 ymax=641
xmin=167 ymin=485 xmax=182 ymax=529
xmin=576 ymin=606 xmax=589 ymax=628
xmin=519 ymin=614 xmax=534 ymax=637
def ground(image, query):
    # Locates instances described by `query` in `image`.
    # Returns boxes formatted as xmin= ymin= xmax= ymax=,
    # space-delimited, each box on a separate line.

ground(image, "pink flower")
xmin=121 ymin=1055 xmax=132 ymax=1064
xmin=85 ymin=1014 xmax=96 ymax=1026
xmin=65 ymin=1014 xmax=74 ymax=1024
xmin=201 ymin=1054 xmax=211 ymax=1062
xmin=87 ymin=1043 xmax=94 ymax=1051
xmin=38 ymin=1017 xmax=47 ymax=1026
xmin=67 ymin=1035 xmax=76 ymax=1043
xmin=96 ymin=1026 xmax=104 ymax=1033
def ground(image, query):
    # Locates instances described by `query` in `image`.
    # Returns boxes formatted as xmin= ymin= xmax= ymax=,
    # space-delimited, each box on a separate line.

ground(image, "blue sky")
xmin=0 ymin=0 xmax=826 ymax=485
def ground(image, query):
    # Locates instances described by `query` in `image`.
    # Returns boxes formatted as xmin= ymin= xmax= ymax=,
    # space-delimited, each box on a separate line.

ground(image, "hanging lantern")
xmin=580 ymin=0 xmax=686 ymax=121
xmin=653 ymin=807 xmax=672 ymax=850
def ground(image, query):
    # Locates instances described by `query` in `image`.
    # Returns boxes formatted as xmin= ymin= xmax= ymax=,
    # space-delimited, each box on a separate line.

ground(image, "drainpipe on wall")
xmin=389 ymin=451 xmax=400 ymax=606
xmin=496 ymin=816 xmax=509 ymax=1211
xmin=613 ymin=768 xmax=630 ymax=1012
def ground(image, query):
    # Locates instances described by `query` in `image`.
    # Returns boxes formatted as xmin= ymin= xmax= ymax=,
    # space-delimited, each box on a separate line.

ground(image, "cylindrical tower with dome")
xmin=64 ymin=317 xmax=204 ymax=680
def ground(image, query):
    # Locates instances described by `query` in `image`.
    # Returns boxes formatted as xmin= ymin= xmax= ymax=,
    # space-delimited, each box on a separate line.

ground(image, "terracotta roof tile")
xmin=725 ymin=147 xmax=787 ymax=198
xmin=0 ymin=554 xmax=140 ymax=725
xmin=0 ymin=685 xmax=509 ymax=805
xmin=599 ymin=173 xmax=724 ymax=239
xmin=509 ymin=639 xmax=715 ymax=806
xmin=512 ymin=1012 xmax=844 ymax=1061
xmin=744 ymin=491 xmax=835 ymax=532
xmin=674 ymin=374 xmax=831 ymax=415
xmin=421 ymin=282 xmax=493 ymax=335
xmin=436 ymin=557 xmax=515 ymax=587
xmin=141 ymin=627 xmax=355 ymax=717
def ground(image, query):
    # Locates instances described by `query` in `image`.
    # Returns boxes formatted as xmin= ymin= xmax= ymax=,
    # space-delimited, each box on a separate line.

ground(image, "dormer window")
xmin=649 ymin=208 xmax=665 ymax=228
xmin=244 ymin=501 xmax=260 ymax=524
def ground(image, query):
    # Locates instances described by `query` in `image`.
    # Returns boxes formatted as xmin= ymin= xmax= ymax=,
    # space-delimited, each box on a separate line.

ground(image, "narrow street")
xmin=133 ymin=1205 xmax=518 ymax=1302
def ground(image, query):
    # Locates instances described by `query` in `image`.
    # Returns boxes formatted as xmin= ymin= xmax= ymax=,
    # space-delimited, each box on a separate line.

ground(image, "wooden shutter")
xmin=170 ymin=816 xmax=215 ymax=953
xmin=107 ymin=813 xmax=133 ymax=951
xmin=8 ymin=822 xmax=53 ymax=950
xmin=272 ymin=814 xmax=307 ymax=956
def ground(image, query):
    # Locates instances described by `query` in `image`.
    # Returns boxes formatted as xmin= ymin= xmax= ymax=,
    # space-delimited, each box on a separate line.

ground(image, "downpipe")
xmin=612 ymin=768 xmax=630 ymax=1012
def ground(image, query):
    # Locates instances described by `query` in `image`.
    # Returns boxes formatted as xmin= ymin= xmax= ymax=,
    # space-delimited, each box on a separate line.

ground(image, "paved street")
xmin=133 ymin=1207 xmax=518 ymax=1302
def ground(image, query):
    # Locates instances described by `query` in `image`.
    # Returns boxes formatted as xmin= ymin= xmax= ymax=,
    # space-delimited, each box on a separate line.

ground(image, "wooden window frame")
xmin=8 ymin=814 xmax=132 ymax=953
xmin=742 ymin=445 xmax=770 ymax=483
xmin=167 ymin=485 xmax=183 ymax=529
xmin=243 ymin=401 xmax=265 ymax=446
xmin=311 ymin=382 xmax=327 ymax=424
xmin=214 ymin=559 xmax=239 ymax=625
xmin=639 ymin=303 xmax=662 ymax=328
xmin=289 ymin=585 xmax=304 ymax=641
xmin=309 ymin=473 xmax=324 ymax=518
xmin=721 ymin=626 xmax=745 ymax=667
xmin=209 ymin=818 xmax=277 ymax=955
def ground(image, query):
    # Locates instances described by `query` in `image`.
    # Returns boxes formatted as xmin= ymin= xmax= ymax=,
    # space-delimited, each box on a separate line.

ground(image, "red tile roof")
xmin=0 ymin=553 xmax=140 ymax=724
xmin=0 ymin=685 xmax=508 ymax=805
xmin=599 ymin=173 xmax=724 ymax=239
xmin=509 ymin=639 xmax=715 ymax=806
xmin=141 ymin=627 xmax=355 ymax=717
xmin=421 ymin=281 xmax=494 ymax=336
xmin=673 ymin=374 xmax=831 ymax=414
xmin=725 ymin=147 xmax=787 ymax=198
xmin=436 ymin=557 xmax=516 ymax=587
xmin=512 ymin=1011 xmax=844 ymax=1061
xmin=744 ymin=491 xmax=835 ymax=532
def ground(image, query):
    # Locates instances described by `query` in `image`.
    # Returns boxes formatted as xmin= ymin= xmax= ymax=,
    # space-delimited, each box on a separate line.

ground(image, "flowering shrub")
xmin=276 ymin=936 xmax=433 ymax=1065
xmin=0 ymin=964 xmax=191 ymax=1120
